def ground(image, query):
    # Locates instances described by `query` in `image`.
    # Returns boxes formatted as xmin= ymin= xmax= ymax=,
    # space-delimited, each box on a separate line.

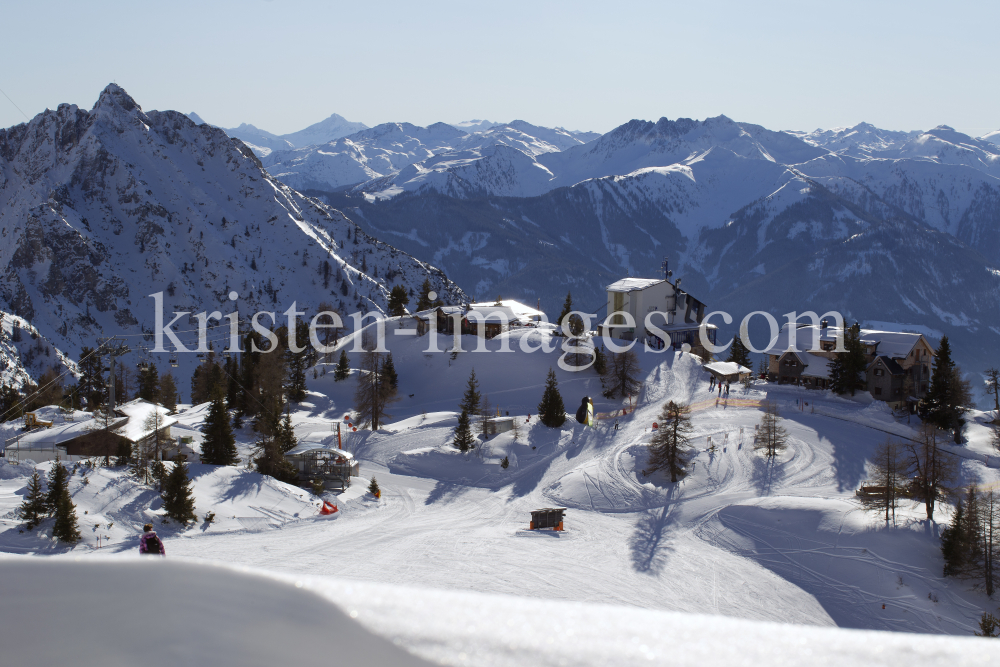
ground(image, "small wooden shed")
xmin=529 ymin=507 xmax=566 ymax=531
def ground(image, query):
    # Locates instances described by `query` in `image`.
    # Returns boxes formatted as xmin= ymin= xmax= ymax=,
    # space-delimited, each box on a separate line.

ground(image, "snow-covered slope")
xmin=0 ymin=85 xmax=465 ymax=386
xmin=3 ymin=338 xmax=999 ymax=656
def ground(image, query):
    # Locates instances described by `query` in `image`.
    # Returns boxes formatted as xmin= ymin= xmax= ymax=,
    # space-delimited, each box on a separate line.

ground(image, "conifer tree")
xmin=368 ymin=476 xmax=381 ymax=497
xmin=251 ymin=417 xmax=299 ymax=484
xmin=52 ymin=483 xmax=81 ymax=543
xmin=858 ymin=439 xmax=906 ymax=524
xmin=726 ymin=334 xmax=751 ymax=369
xmin=137 ymin=363 xmax=160 ymax=403
xmin=77 ymin=346 xmax=106 ymax=410
xmin=159 ymin=373 xmax=178 ymax=412
xmin=941 ymin=498 xmax=966 ymax=577
xmin=200 ymin=387 xmax=238 ymax=465
xmin=460 ymin=368 xmax=481 ymax=415
xmin=903 ymin=423 xmax=958 ymax=521
xmin=755 ymin=401 xmax=789 ymax=458
xmin=18 ymin=471 xmax=46 ymax=529
xmin=537 ymin=368 xmax=566 ymax=428
xmin=353 ymin=350 xmax=396 ymax=430
xmin=453 ymin=409 xmax=475 ymax=452
xmin=277 ymin=410 xmax=298 ymax=453
xmin=557 ymin=291 xmax=573 ymax=329
xmin=976 ymin=613 xmax=1000 ymax=637
xmin=387 ymin=285 xmax=410 ymax=317
xmin=593 ymin=344 xmax=608 ymax=376
xmin=645 ymin=401 xmax=694 ymax=482
xmin=334 ymin=349 xmax=351 ymax=382
xmin=919 ymin=336 xmax=970 ymax=439
xmin=382 ymin=353 xmax=398 ymax=389
xmin=416 ymin=278 xmax=436 ymax=311
xmin=829 ymin=323 xmax=866 ymax=395
xmin=162 ymin=462 xmax=197 ymax=524
xmin=45 ymin=459 xmax=68 ymax=515
xmin=601 ymin=349 xmax=642 ymax=399
xmin=984 ymin=367 xmax=1000 ymax=419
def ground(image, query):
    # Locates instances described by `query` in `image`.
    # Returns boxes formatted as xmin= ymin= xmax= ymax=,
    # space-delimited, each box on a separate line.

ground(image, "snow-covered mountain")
xmin=983 ymin=129 xmax=1000 ymax=147
xmin=262 ymin=120 xmax=602 ymax=195
xmin=449 ymin=119 xmax=499 ymax=132
xmin=222 ymin=114 xmax=368 ymax=158
xmin=0 ymin=84 xmax=465 ymax=388
xmin=318 ymin=115 xmax=1000 ymax=381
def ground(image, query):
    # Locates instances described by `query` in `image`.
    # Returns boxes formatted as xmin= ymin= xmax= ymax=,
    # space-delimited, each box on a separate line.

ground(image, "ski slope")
xmin=1 ymin=334 xmax=999 ymax=663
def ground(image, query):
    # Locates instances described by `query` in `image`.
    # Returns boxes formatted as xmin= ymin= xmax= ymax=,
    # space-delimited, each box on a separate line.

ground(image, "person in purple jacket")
xmin=139 ymin=523 xmax=165 ymax=556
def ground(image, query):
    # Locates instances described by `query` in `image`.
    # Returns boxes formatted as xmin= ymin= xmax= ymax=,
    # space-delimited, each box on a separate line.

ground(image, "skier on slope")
xmin=139 ymin=523 xmax=166 ymax=556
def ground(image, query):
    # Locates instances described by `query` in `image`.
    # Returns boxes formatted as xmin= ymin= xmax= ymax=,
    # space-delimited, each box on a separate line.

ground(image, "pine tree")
xmin=726 ymin=334 xmax=751 ymax=369
xmin=277 ymin=410 xmax=298 ymax=453
xmin=557 ymin=291 xmax=573 ymax=333
xmin=200 ymin=387 xmax=238 ymax=465
xmin=829 ymin=323 xmax=866 ymax=395
xmin=353 ymin=351 xmax=397 ymax=430
xmin=941 ymin=498 xmax=966 ymax=577
xmin=382 ymin=353 xmax=398 ymax=389
xmin=460 ymin=368 xmax=481 ymax=415
xmin=368 ymin=476 xmax=380 ymax=497
xmin=920 ymin=335 xmax=959 ymax=431
xmin=601 ymin=349 xmax=642 ymax=399
xmin=159 ymin=373 xmax=178 ymax=412
xmin=162 ymin=462 xmax=197 ymax=524
xmin=593 ymin=344 xmax=607 ymax=376
xmin=150 ymin=460 xmax=167 ymax=491
xmin=415 ymin=278 xmax=439 ymax=311
xmin=334 ymin=349 xmax=351 ymax=381
xmin=52 ymin=484 xmax=81 ymax=543
xmin=45 ymin=460 xmax=69 ymax=515
xmin=858 ymin=439 xmax=906 ymax=525
xmin=285 ymin=347 xmax=308 ymax=403
xmin=976 ymin=613 xmax=1000 ymax=637
xmin=903 ymin=423 xmax=958 ymax=521
xmin=387 ymin=285 xmax=410 ymax=317
xmin=645 ymin=401 xmax=694 ymax=482
xmin=453 ymin=409 xmax=475 ymax=452
xmin=985 ymin=367 xmax=1000 ymax=420
xmin=251 ymin=413 xmax=299 ymax=484
xmin=755 ymin=401 xmax=789 ymax=458
xmin=18 ymin=471 xmax=46 ymax=529
xmin=77 ymin=346 xmax=106 ymax=410
xmin=537 ymin=368 xmax=566 ymax=428
xmin=137 ymin=363 xmax=160 ymax=402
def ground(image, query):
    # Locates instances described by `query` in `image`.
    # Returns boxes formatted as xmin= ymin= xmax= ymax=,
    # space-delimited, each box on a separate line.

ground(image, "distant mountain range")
xmin=3 ymin=87 xmax=1000 ymax=395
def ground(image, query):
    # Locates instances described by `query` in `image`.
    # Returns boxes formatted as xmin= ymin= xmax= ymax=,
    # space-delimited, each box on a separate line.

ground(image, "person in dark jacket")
xmin=139 ymin=523 xmax=165 ymax=556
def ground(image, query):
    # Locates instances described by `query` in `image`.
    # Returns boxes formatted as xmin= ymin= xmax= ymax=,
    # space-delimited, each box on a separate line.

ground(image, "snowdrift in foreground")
xmin=0 ymin=557 xmax=432 ymax=667
xmin=2 ymin=557 xmax=996 ymax=667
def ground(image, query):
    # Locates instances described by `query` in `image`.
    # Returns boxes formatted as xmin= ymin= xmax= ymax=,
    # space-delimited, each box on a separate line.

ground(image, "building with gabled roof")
xmin=764 ymin=322 xmax=935 ymax=407
xmin=597 ymin=276 xmax=715 ymax=352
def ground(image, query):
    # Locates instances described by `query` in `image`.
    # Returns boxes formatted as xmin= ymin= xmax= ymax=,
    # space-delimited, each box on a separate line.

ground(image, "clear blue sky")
xmin=1 ymin=0 xmax=997 ymax=137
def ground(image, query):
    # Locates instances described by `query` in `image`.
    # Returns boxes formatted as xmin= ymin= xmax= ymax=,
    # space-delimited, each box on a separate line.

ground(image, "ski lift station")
xmin=284 ymin=443 xmax=359 ymax=490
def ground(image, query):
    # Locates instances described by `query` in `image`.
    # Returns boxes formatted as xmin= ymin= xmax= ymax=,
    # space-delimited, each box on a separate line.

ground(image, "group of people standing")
xmin=709 ymin=376 xmax=731 ymax=397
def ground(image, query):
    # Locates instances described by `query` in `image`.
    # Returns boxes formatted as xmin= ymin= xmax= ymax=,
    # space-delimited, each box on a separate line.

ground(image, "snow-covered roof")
xmin=115 ymin=399 xmax=177 ymax=442
xmin=4 ymin=414 xmax=118 ymax=450
xmin=868 ymin=355 xmax=906 ymax=376
xmin=606 ymin=278 xmax=663 ymax=292
xmin=763 ymin=325 xmax=928 ymax=360
xmin=284 ymin=442 xmax=354 ymax=459
xmin=468 ymin=300 xmax=546 ymax=323
xmin=704 ymin=361 xmax=751 ymax=376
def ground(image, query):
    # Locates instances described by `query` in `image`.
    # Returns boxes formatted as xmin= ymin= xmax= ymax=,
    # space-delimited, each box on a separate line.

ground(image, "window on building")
xmin=873 ymin=387 xmax=882 ymax=395
xmin=874 ymin=369 xmax=884 ymax=377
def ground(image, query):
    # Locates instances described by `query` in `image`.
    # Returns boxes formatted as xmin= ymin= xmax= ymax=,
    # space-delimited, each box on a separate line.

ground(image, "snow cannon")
xmin=652 ymin=422 xmax=658 ymax=430
xmin=319 ymin=501 xmax=338 ymax=515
